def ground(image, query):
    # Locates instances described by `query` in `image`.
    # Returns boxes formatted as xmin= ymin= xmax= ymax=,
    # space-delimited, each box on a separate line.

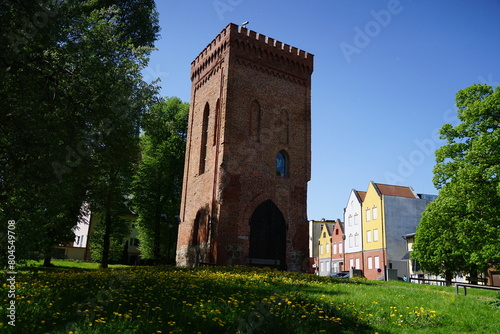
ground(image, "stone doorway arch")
xmin=248 ymin=200 xmax=287 ymax=270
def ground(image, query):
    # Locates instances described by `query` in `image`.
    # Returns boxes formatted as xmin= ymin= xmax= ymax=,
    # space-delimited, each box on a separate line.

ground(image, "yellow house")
xmin=362 ymin=182 xmax=384 ymax=251
xmin=318 ymin=223 xmax=333 ymax=276
xmin=362 ymin=182 xmax=386 ymax=279
xmin=361 ymin=182 xmax=432 ymax=280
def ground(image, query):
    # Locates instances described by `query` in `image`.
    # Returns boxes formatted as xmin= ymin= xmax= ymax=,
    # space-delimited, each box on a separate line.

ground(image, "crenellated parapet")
xmin=190 ymin=25 xmax=230 ymax=83
xmin=191 ymin=23 xmax=314 ymax=85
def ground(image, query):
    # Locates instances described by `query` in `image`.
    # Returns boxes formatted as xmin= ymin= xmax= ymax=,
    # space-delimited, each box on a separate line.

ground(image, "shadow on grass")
xmin=3 ymin=265 xmax=383 ymax=334
xmin=220 ymin=284 xmax=380 ymax=334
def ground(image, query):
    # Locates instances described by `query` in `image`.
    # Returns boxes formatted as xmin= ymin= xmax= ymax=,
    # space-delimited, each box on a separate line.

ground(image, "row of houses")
xmin=309 ymin=181 xmax=500 ymax=286
xmin=57 ymin=181 xmax=498 ymax=286
xmin=309 ymin=181 xmax=437 ymax=280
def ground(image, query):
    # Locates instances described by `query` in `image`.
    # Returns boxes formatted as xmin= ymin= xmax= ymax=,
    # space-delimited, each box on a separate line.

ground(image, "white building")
xmin=343 ymin=189 xmax=365 ymax=271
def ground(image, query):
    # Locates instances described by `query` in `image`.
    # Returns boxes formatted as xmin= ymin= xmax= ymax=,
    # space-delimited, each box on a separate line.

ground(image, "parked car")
xmin=329 ymin=272 xmax=350 ymax=279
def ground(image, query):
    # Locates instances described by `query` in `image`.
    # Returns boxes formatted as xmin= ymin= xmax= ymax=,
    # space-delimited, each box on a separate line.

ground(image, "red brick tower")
xmin=176 ymin=23 xmax=313 ymax=271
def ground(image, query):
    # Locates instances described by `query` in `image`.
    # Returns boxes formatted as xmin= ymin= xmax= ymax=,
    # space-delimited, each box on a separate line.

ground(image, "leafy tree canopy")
xmin=132 ymin=97 xmax=189 ymax=264
xmin=0 ymin=0 xmax=159 ymax=265
xmin=412 ymin=84 xmax=500 ymax=282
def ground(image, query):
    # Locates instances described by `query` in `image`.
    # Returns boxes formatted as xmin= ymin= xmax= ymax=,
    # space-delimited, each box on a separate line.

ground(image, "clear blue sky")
xmin=146 ymin=0 xmax=500 ymax=221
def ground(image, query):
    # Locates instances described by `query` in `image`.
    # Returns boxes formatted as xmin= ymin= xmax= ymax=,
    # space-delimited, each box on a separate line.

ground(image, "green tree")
xmin=1 ymin=1 xmax=92 ymax=265
xmin=73 ymin=1 xmax=159 ymax=269
xmin=89 ymin=213 xmax=131 ymax=263
xmin=0 ymin=0 xmax=159 ymax=267
xmin=412 ymin=84 xmax=500 ymax=285
xmin=132 ymin=97 xmax=189 ymax=264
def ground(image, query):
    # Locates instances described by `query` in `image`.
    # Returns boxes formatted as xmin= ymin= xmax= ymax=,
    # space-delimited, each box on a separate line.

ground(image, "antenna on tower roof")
xmin=241 ymin=21 xmax=249 ymax=28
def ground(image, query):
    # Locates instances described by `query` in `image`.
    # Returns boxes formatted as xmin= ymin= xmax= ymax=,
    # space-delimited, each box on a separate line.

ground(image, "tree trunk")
xmin=100 ymin=207 xmax=111 ymax=269
xmin=153 ymin=184 xmax=162 ymax=265
xmin=445 ymin=270 xmax=453 ymax=286
xmin=469 ymin=265 xmax=478 ymax=285
xmin=100 ymin=171 xmax=118 ymax=269
xmin=43 ymin=254 xmax=53 ymax=267
xmin=153 ymin=213 xmax=161 ymax=265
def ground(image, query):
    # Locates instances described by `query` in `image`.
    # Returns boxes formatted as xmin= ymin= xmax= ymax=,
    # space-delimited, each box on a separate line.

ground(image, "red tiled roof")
xmin=356 ymin=190 xmax=367 ymax=201
xmin=374 ymin=183 xmax=417 ymax=198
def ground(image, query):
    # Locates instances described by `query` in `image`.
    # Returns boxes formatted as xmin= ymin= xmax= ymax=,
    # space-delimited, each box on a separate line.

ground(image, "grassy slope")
xmin=1 ymin=263 xmax=499 ymax=333
xmin=318 ymin=279 xmax=499 ymax=333
xmin=23 ymin=259 xmax=131 ymax=270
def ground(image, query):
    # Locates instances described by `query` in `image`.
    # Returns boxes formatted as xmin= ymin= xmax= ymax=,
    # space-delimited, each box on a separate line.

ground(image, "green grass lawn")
xmin=22 ymin=259 xmax=131 ymax=270
xmin=1 ymin=263 xmax=499 ymax=333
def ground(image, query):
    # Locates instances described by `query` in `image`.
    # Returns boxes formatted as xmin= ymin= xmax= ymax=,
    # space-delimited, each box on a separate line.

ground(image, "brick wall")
xmin=176 ymin=23 xmax=313 ymax=271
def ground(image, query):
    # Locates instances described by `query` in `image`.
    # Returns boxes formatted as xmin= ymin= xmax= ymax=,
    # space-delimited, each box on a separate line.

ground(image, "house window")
xmin=129 ymin=238 xmax=140 ymax=247
xmin=349 ymin=258 xmax=354 ymax=269
xmin=276 ymin=151 xmax=288 ymax=177
xmin=372 ymin=206 xmax=378 ymax=220
xmin=367 ymin=257 xmax=373 ymax=269
xmin=354 ymin=213 xmax=359 ymax=225
xmin=354 ymin=233 xmax=360 ymax=247
xmin=348 ymin=215 xmax=353 ymax=226
xmin=373 ymin=229 xmax=379 ymax=242
xmin=366 ymin=208 xmax=371 ymax=221
xmin=333 ymin=243 xmax=336 ymax=255
xmin=374 ymin=256 xmax=380 ymax=269
xmin=348 ymin=234 xmax=353 ymax=247
xmin=366 ymin=230 xmax=372 ymax=243
xmin=320 ymin=244 xmax=324 ymax=255
xmin=326 ymin=243 xmax=330 ymax=254
xmin=338 ymin=242 xmax=343 ymax=254
xmin=355 ymin=258 xmax=360 ymax=269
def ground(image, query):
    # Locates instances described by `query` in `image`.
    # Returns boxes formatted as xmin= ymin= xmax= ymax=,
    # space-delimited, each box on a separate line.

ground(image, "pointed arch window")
xmin=249 ymin=99 xmax=261 ymax=142
xmin=276 ymin=151 xmax=288 ymax=177
xmin=213 ymin=98 xmax=220 ymax=146
xmin=199 ymin=102 xmax=210 ymax=174
xmin=277 ymin=108 xmax=289 ymax=145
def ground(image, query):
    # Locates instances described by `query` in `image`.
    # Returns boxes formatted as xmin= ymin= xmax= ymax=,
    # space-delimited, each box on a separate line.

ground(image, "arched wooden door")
xmin=248 ymin=200 xmax=287 ymax=270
